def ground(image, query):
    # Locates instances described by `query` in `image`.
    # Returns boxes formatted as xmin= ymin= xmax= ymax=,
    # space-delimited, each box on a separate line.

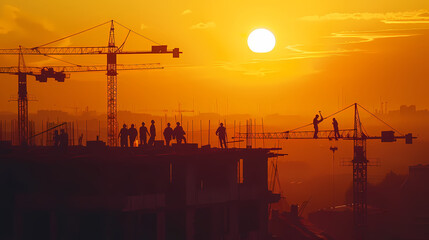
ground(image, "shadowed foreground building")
xmin=0 ymin=142 xmax=280 ymax=240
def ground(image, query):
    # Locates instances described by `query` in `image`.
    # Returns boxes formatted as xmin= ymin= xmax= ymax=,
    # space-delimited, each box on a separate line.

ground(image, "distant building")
xmin=388 ymin=105 xmax=429 ymax=117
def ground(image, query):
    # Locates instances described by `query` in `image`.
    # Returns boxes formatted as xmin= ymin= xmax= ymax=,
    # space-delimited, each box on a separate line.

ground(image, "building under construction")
xmin=0 ymin=142 xmax=281 ymax=240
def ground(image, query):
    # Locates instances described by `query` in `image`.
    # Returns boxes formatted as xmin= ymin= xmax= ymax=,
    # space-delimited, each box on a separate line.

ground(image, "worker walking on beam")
xmin=128 ymin=124 xmax=138 ymax=147
xmin=148 ymin=120 xmax=156 ymax=146
xmin=119 ymin=124 xmax=129 ymax=147
xmin=173 ymin=122 xmax=186 ymax=144
xmin=216 ymin=123 xmax=228 ymax=148
xmin=139 ymin=122 xmax=149 ymax=146
xmin=313 ymin=112 xmax=324 ymax=139
xmin=163 ymin=123 xmax=173 ymax=146
xmin=332 ymin=118 xmax=340 ymax=140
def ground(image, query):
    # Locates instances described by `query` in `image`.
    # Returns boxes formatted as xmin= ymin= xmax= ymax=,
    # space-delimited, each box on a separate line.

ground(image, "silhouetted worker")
xmin=139 ymin=122 xmax=149 ymax=146
xmin=163 ymin=123 xmax=173 ymax=146
xmin=78 ymin=134 xmax=83 ymax=146
xmin=53 ymin=130 xmax=60 ymax=147
xmin=313 ymin=113 xmax=324 ymax=139
xmin=119 ymin=124 xmax=129 ymax=147
xmin=173 ymin=122 xmax=186 ymax=144
xmin=59 ymin=129 xmax=68 ymax=151
xmin=332 ymin=118 xmax=340 ymax=140
xmin=148 ymin=120 xmax=156 ymax=146
xmin=128 ymin=124 xmax=138 ymax=147
xmin=216 ymin=123 xmax=228 ymax=148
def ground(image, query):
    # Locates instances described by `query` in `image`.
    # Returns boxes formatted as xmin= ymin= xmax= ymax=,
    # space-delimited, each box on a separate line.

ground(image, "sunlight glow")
xmin=247 ymin=29 xmax=276 ymax=53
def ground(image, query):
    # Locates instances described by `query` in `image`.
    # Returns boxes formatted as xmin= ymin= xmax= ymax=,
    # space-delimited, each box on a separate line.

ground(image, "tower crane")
xmin=0 ymin=20 xmax=182 ymax=146
xmin=0 ymin=62 xmax=162 ymax=145
xmin=234 ymin=103 xmax=415 ymax=240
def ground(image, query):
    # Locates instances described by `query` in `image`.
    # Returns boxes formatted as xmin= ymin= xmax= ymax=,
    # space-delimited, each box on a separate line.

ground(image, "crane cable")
xmin=34 ymin=20 xmax=112 ymax=48
xmin=113 ymin=20 xmax=161 ymax=45
xmin=357 ymin=103 xmax=404 ymax=136
xmin=117 ymin=30 xmax=131 ymax=52
xmin=287 ymin=103 xmax=355 ymax=132
xmin=37 ymin=53 xmax=82 ymax=67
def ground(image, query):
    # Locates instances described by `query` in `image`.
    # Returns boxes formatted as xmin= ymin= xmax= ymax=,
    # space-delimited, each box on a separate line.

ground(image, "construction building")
xmin=0 ymin=142 xmax=280 ymax=240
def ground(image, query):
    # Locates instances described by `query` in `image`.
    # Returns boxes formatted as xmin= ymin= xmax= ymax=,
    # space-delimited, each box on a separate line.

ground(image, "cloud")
xmin=301 ymin=10 xmax=429 ymax=24
xmin=190 ymin=21 xmax=216 ymax=30
xmin=140 ymin=23 xmax=148 ymax=29
xmin=181 ymin=9 xmax=192 ymax=15
xmin=0 ymin=5 xmax=21 ymax=34
xmin=214 ymin=62 xmax=277 ymax=77
xmin=330 ymin=31 xmax=418 ymax=44
xmin=0 ymin=4 xmax=69 ymax=66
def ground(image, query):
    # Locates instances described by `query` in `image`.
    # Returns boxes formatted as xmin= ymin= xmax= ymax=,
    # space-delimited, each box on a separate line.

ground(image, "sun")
xmin=247 ymin=29 xmax=276 ymax=53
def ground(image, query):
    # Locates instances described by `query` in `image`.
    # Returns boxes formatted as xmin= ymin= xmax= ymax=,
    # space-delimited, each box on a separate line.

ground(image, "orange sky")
xmin=0 ymin=0 xmax=429 ymax=116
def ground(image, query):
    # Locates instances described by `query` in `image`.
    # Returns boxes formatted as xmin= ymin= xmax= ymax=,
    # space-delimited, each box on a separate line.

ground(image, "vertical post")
xmin=352 ymin=103 xmax=367 ymax=240
xmin=40 ymin=120 xmax=43 ymax=146
xmin=200 ymin=120 xmax=202 ymax=147
xmin=239 ymin=121 xmax=241 ymax=148
xmin=72 ymin=121 xmax=75 ymax=146
xmin=85 ymin=120 xmax=88 ymax=145
xmin=254 ymin=118 xmax=257 ymax=148
xmin=107 ymin=20 xmax=118 ymax=146
xmin=76 ymin=120 xmax=78 ymax=146
xmin=262 ymin=118 xmax=265 ymax=148
xmin=17 ymin=73 xmax=28 ymax=146
xmin=233 ymin=120 xmax=236 ymax=148
xmin=208 ymin=120 xmax=210 ymax=146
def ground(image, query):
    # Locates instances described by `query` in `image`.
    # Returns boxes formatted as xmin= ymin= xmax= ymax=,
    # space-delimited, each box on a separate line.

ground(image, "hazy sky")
xmin=0 ymin=0 xmax=429 ymax=116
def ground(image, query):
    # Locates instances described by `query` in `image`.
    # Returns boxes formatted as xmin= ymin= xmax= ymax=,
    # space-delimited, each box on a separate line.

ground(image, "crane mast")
xmin=107 ymin=20 xmax=118 ymax=146
xmin=18 ymin=72 xmax=28 ymax=146
xmin=352 ymin=103 xmax=367 ymax=239
xmin=17 ymin=47 xmax=29 ymax=146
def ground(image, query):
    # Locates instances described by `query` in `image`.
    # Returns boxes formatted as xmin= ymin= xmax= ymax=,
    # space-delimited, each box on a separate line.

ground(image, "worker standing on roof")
xmin=173 ymin=122 xmax=186 ymax=144
xmin=332 ymin=118 xmax=340 ymax=140
xmin=313 ymin=112 xmax=324 ymax=139
xmin=163 ymin=123 xmax=173 ymax=146
xmin=59 ymin=129 xmax=68 ymax=151
xmin=216 ymin=123 xmax=228 ymax=148
xmin=53 ymin=130 xmax=60 ymax=147
xmin=148 ymin=120 xmax=156 ymax=146
xmin=128 ymin=124 xmax=138 ymax=147
xmin=139 ymin=122 xmax=150 ymax=146
xmin=119 ymin=124 xmax=129 ymax=147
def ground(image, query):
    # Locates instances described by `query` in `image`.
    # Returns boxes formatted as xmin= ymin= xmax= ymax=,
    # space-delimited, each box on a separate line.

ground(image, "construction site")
xmin=0 ymin=16 xmax=427 ymax=240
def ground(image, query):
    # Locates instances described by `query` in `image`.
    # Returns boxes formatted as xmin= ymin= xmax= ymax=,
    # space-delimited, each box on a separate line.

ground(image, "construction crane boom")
xmin=233 ymin=129 xmax=413 ymax=142
xmin=0 ymin=63 xmax=162 ymax=75
xmin=0 ymin=46 xmax=182 ymax=57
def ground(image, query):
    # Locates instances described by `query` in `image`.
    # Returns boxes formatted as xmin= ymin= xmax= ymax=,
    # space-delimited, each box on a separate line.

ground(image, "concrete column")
xmin=50 ymin=211 xmax=57 ymax=240
xmin=186 ymin=208 xmax=195 ymax=240
xmin=13 ymin=210 xmax=22 ymax=240
xmin=157 ymin=212 xmax=165 ymax=240
xmin=185 ymin=163 xmax=196 ymax=205
xmin=259 ymin=202 xmax=268 ymax=240
xmin=229 ymin=204 xmax=239 ymax=240
xmin=229 ymin=158 xmax=239 ymax=200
